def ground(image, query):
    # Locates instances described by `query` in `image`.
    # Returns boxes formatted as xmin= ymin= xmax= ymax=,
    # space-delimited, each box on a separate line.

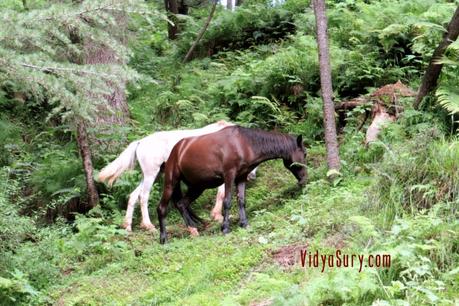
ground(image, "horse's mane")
xmin=236 ymin=126 xmax=297 ymax=159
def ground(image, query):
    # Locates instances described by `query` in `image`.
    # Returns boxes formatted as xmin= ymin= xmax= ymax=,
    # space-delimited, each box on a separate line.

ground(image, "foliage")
xmin=371 ymin=134 xmax=459 ymax=224
xmin=1 ymin=0 xmax=459 ymax=304
xmin=177 ymin=4 xmax=295 ymax=59
xmin=0 ymin=0 xmax=151 ymax=126
xmin=436 ymin=40 xmax=459 ymax=119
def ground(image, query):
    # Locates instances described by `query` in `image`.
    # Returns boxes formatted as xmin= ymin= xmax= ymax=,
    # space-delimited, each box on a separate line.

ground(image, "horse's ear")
xmin=296 ymin=135 xmax=303 ymax=147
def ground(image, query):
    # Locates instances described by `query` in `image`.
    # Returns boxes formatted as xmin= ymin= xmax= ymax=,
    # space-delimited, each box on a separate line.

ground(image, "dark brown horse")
xmin=157 ymin=126 xmax=307 ymax=244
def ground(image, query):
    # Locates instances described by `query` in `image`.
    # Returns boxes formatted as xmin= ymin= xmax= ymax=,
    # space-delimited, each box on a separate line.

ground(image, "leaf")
xmin=258 ymin=236 xmax=268 ymax=244
xmin=436 ymin=87 xmax=459 ymax=115
xmin=326 ymin=169 xmax=342 ymax=178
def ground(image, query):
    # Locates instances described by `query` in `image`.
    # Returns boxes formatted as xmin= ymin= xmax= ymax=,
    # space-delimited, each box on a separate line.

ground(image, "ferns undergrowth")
xmin=1 ymin=0 xmax=458 ymax=304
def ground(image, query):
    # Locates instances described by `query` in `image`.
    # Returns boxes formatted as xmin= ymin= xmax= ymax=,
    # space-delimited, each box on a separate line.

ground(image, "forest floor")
xmin=44 ymin=132 xmax=458 ymax=305
xmin=48 ymin=156 xmax=392 ymax=305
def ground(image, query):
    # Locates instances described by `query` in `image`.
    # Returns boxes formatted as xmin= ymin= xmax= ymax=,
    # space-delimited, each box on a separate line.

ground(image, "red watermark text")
xmin=300 ymin=249 xmax=391 ymax=272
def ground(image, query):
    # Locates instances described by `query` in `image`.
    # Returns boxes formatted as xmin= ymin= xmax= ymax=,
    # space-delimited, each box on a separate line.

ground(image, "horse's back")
xmin=170 ymin=127 xmax=253 ymax=187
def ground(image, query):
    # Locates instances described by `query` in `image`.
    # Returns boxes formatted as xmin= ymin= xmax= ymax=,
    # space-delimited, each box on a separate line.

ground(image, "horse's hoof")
xmin=140 ymin=222 xmax=157 ymax=232
xmin=160 ymin=236 xmax=167 ymax=244
xmin=122 ymin=222 xmax=132 ymax=232
xmin=222 ymin=226 xmax=231 ymax=234
xmin=211 ymin=213 xmax=224 ymax=223
xmin=240 ymin=221 xmax=249 ymax=228
xmin=188 ymin=226 xmax=200 ymax=237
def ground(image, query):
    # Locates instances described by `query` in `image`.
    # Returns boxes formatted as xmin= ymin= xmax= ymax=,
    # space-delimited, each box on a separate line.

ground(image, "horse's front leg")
xmin=221 ymin=174 xmax=235 ymax=234
xmin=212 ymin=167 xmax=257 ymax=223
xmin=237 ymin=181 xmax=248 ymax=228
xmin=139 ymin=168 xmax=160 ymax=232
xmin=123 ymin=184 xmax=141 ymax=232
xmin=211 ymin=185 xmax=225 ymax=223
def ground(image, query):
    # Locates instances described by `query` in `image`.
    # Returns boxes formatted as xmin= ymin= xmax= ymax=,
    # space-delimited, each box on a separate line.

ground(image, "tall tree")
xmin=83 ymin=14 xmax=131 ymax=151
xmin=78 ymin=13 xmax=131 ymax=207
xmin=227 ymin=0 xmax=233 ymax=10
xmin=0 ymin=0 xmax=148 ymax=209
xmin=414 ymin=6 xmax=459 ymax=109
xmin=313 ymin=0 xmax=341 ymax=174
xmin=165 ymin=0 xmax=179 ymax=39
xmin=77 ymin=122 xmax=99 ymax=208
xmin=183 ymin=0 xmax=217 ymax=62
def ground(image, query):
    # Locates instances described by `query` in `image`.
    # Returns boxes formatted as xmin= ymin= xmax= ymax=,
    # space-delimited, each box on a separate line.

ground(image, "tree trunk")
xmin=183 ymin=1 xmax=217 ymax=62
xmin=76 ymin=121 xmax=99 ymax=208
xmin=83 ymin=16 xmax=130 ymax=153
xmin=75 ymin=14 xmax=130 ymax=209
xmin=313 ymin=0 xmax=341 ymax=173
xmin=178 ymin=0 xmax=188 ymax=15
xmin=165 ymin=0 xmax=179 ymax=40
xmin=235 ymin=0 xmax=242 ymax=6
xmin=84 ymin=44 xmax=130 ymax=127
xmin=227 ymin=0 xmax=233 ymax=10
xmin=414 ymin=6 xmax=459 ymax=109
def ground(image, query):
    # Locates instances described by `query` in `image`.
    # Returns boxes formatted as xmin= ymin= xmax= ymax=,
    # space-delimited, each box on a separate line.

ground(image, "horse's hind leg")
xmin=157 ymin=183 xmax=174 ymax=244
xmin=175 ymin=187 xmax=204 ymax=237
xmin=123 ymin=184 xmax=141 ymax=232
xmin=186 ymin=206 xmax=203 ymax=225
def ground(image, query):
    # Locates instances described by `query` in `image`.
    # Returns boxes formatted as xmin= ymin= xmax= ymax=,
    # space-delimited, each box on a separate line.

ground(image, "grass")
xmin=44 ymin=135 xmax=458 ymax=305
xmin=45 ymin=159 xmax=376 ymax=305
xmin=3 ymin=140 xmax=458 ymax=305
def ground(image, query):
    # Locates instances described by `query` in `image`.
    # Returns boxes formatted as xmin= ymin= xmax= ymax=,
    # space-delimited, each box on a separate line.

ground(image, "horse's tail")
xmin=98 ymin=141 xmax=139 ymax=187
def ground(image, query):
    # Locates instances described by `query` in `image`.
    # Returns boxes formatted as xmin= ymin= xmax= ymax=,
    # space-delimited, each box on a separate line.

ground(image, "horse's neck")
xmin=253 ymin=148 xmax=288 ymax=164
xmin=246 ymin=133 xmax=294 ymax=164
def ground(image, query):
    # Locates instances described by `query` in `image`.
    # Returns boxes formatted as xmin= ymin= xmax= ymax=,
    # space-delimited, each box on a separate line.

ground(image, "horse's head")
xmin=283 ymin=135 xmax=307 ymax=186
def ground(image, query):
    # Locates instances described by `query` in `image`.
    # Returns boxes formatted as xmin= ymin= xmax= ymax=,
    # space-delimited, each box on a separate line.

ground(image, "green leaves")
xmin=0 ymin=0 xmax=153 ymax=127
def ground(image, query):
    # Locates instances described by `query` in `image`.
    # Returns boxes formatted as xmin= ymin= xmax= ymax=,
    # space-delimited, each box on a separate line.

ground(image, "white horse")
xmin=98 ymin=120 xmax=257 ymax=232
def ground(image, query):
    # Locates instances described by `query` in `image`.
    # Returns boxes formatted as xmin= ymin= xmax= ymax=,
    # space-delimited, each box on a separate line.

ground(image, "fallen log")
xmin=336 ymin=81 xmax=416 ymax=144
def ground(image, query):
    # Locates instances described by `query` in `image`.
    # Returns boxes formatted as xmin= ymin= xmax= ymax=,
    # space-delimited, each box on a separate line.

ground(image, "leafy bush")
xmin=371 ymin=135 xmax=459 ymax=223
xmin=177 ymin=4 xmax=295 ymax=59
xmin=0 ymin=167 xmax=36 ymax=256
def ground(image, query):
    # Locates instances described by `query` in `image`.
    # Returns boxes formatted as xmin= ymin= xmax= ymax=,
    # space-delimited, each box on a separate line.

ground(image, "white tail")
xmin=98 ymin=141 xmax=139 ymax=187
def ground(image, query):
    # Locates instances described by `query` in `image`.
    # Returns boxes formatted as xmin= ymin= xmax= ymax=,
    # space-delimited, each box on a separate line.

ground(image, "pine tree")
xmin=0 ymin=0 xmax=154 ymax=208
xmin=313 ymin=0 xmax=341 ymax=176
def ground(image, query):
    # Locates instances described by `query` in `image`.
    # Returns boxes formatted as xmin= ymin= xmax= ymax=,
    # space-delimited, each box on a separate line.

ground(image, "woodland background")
xmin=0 ymin=0 xmax=458 ymax=304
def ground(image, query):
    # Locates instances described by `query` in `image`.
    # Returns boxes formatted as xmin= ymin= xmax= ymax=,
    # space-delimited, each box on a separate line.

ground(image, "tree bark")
xmin=83 ymin=14 xmax=130 ymax=153
xmin=165 ymin=0 xmax=179 ymax=40
xmin=313 ymin=0 xmax=341 ymax=173
xmin=178 ymin=0 xmax=188 ymax=15
xmin=414 ymin=6 xmax=459 ymax=109
xmin=183 ymin=1 xmax=217 ymax=62
xmin=84 ymin=43 xmax=130 ymax=127
xmin=227 ymin=0 xmax=233 ymax=10
xmin=75 ymin=13 xmax=130 ymax=210
xmin=76 ymin=121 xmax=99 ymax=208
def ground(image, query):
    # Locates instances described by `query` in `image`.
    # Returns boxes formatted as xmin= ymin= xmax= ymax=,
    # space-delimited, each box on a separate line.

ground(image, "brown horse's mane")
xmin=235 ymin=126 xmax=297 ymax=159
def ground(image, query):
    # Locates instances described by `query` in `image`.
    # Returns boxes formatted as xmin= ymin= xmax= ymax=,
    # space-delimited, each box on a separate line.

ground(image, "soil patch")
xmin=271 ymin=243 xmax=308 ymax=268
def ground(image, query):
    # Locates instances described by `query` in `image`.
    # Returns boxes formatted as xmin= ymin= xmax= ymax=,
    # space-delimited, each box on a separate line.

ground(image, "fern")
xmin=436 ymin=39 xmax=459 ymax=116
xmin=436 ymin=87 xmax=459 ymax=115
